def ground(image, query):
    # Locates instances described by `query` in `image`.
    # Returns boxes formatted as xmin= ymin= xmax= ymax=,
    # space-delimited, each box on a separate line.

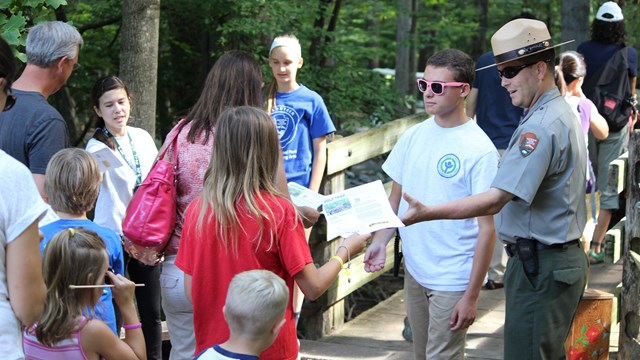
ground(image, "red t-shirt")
xmin=175 ymin=193 xmax=312 ymax=360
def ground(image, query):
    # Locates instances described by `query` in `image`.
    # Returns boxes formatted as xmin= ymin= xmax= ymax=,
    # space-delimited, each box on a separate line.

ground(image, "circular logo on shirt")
xmin=271 ymin=105 xmax=299 ymax=147
xmin=437 ymin=154 xmax=461 ymax=178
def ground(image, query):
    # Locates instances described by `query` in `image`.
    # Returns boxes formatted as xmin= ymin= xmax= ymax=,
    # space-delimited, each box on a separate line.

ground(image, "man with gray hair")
xmin=0 ymin=21 xmax=83 ymax=199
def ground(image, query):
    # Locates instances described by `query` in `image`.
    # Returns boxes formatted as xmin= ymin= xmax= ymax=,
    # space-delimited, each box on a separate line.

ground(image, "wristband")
xmin=123 ymin=323 xmax=142 ymax=330
xmin=330 ymin=255 xmax=344 ymax=268
xmin=338 ymin=243 xmax=352 ymax=283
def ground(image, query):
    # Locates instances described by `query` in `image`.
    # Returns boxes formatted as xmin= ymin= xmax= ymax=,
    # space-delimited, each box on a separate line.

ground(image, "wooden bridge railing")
xmin=592 ymin=130 xmax=640 ymax=358
xmin=619 ymin=130 xmax=640 ymax=359
xmin=300 ymin=113 xmax=424 ymax=339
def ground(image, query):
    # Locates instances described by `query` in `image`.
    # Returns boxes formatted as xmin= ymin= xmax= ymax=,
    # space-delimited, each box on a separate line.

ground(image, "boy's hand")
xmin=363 ymin=242 xmax=387 ymax=273
xmin=401 ymin=192 xmax=429 ymax=226
xmin=450 ymin=294 xmax=477 ymax=331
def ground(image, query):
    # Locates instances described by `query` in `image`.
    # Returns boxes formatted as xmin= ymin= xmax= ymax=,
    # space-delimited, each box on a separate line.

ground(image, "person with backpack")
xmin=577 ymin=1 xmax=638 ymax=264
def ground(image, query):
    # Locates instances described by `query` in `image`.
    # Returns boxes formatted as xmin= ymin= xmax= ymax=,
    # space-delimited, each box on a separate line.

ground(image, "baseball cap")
xmin=596 ymin=2 xmax=624 ymax=22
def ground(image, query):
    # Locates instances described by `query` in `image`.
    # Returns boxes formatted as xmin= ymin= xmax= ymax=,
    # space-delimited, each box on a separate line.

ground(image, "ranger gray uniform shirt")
xmin=492 ymin=87 xmax=587 ymax=245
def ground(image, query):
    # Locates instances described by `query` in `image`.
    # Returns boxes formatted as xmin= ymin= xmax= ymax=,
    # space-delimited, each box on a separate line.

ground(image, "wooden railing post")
xmin=619 ymin=130 xmax=640 ymax=358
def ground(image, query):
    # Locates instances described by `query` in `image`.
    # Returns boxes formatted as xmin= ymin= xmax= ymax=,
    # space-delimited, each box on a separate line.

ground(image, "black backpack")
xmin=582 ymin=47 xmax=634 ymax=132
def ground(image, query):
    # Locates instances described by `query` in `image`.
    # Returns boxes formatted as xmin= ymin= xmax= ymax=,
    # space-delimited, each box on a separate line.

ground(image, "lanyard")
xmin=106 ymin=129 xmax=142 ymax=185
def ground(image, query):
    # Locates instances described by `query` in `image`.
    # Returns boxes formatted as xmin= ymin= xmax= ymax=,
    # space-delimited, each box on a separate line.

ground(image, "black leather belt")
xmin=505 ymin=239 xmax=580 ymax=257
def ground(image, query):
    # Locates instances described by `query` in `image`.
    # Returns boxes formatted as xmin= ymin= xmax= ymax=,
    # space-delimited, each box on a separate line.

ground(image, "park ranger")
xmin=398 ymin=18 xmax=588 ymax=359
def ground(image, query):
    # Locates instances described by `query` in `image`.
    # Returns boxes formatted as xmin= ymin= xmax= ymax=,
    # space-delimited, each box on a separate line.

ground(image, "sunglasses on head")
xmin=416 ymin=79 xmax=467 ymax=95
xmin=497 ymin=62 xmax=538 ymax=79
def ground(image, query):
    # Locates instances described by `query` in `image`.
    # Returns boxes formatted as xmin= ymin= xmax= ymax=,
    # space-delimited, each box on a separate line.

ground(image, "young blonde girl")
xmin=265 ymin=34 xmax=335 ymax=191
xmin=175 ymin=106 xmax=368 ymax=360
xmin=23 ymin=228 xmax=146 ymax=359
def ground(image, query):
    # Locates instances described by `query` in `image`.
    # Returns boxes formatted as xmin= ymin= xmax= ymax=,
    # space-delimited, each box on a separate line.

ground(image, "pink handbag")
xmin=122 ymin=121 xmax=185 ymax=265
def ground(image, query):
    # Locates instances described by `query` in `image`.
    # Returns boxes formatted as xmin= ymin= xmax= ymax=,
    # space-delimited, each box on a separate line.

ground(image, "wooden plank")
xmin=326 ymin=114 xmax=424 ymax=175
xmin=604 ymin=217 xmax=625 ymax=264
xmin=607 ymin=152 xmax=628 ymax=195
xmin=619 ymin=131 xmax=640 ymax=358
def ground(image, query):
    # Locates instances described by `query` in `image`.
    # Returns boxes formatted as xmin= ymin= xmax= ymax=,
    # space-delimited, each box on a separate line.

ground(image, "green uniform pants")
xmin=504 ymin=243 xmax=588 ymax=360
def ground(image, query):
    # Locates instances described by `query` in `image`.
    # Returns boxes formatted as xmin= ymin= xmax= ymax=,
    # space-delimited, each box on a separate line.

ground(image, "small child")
xmin=39 ymin=148 xmax=125 ymax=335
xmin=265 ymin=33 xmax=336 ymax=323
xmin=23 ymin=228 xmax=145 ymax=359
xmin=194 ymin=270 xmax=289 ymax=359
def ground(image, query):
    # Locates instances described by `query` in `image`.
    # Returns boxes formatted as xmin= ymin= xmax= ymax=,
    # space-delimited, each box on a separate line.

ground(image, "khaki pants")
xmin=404 ymin=271 xmax=466 ymax=360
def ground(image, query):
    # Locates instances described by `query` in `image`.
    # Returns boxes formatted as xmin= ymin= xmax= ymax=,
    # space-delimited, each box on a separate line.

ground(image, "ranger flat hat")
xmin=477 ymin=19 xmax=573 ymax=71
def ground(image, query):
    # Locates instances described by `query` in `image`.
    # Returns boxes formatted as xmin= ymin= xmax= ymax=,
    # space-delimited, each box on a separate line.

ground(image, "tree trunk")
xmin=395 ymin=0 xmax=414 ymax=114
xmin=472 ymin=0 xmax=489 ymax=59
xmin=309 ymin=0 xmax=332 ymax=65
xmin=119 ymin=0 xmax=160 ymax=138
xmin=560 ymin=0 xmax=589 ymax=51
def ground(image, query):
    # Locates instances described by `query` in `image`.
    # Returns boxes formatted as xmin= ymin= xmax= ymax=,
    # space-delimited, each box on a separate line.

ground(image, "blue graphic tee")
xmin=271 ymin=84 xmax=336 ymax=187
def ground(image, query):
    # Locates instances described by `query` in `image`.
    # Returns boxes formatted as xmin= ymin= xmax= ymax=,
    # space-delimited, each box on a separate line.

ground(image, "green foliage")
xmin=2 ymin=0 xmax=638 ymax=139
xmin=0 ymin=0 xmax=67 ymax=62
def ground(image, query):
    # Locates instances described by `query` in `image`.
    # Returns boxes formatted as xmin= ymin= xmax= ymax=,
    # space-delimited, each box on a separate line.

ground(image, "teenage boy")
xmin=364 ymin=48 xmax=499 ymax=359
xmin=398 ymin=19 xmax=588 ymax=359
xmin=194 ymin=270 xmax=289 ymax=360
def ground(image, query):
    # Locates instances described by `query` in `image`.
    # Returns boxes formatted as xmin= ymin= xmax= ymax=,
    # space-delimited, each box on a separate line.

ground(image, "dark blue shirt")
xmin=577 ymin=41 xmax=638 ymax=81
xmin=472 ymin=51 xmax=524 ymax=149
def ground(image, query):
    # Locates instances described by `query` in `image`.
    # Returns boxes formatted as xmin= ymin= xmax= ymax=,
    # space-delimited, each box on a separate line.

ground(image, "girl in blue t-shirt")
xmin=264 ymin=34 xmax=336 ymax=192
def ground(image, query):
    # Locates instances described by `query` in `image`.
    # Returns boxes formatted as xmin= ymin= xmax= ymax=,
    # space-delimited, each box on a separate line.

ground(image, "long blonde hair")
xmin=198 ymin=106 xmax=284 ymax=255
xmin=264 ymin=34 xmax=302 ymax=115
xmin=36 ymin=228 xmax=107 ymax=346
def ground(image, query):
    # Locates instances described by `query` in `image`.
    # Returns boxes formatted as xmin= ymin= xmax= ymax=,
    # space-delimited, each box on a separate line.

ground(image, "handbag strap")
xmin=157 ymin=119 xmax=188 ymax=166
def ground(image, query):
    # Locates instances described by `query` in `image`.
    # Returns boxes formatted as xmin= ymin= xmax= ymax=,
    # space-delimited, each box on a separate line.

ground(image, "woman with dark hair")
xmin=85 ymin=75 xmax=161 ymax=359
xmin=0 ymin=35 xmax=47 ymax=358
xmin=577 ymin=1 xmax=637 ymax=263
xmin=158 ymin=50 xmax=265 ymax=359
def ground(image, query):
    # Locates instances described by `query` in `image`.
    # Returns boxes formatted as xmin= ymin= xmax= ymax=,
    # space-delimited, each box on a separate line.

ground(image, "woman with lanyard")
xmin=86 ymin=76 xmax=160 ymax=359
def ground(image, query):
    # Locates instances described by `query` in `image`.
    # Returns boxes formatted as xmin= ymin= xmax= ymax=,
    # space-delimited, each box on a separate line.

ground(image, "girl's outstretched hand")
xmin=342 ymin=232 xmax=371 ymax=256
xmin=105 ymin=271 xmax=136 ymax=307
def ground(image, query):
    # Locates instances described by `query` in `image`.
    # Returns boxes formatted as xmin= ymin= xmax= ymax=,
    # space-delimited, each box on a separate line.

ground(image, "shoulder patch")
xmin=518 ymin=132 xmax=539 ymax=157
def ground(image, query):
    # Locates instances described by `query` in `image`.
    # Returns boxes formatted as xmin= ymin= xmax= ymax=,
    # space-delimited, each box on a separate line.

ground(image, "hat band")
xmin=494 ymin=39 xmax=552 ymax=64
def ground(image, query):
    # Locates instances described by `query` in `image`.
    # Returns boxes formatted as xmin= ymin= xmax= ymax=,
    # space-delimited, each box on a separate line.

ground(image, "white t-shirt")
xmin=195 ymin=344 xmax=259 ymax=360
xmin=0 ymin=150 xmax=48 ymax=359
xmin=86 ymin=126 xmax=158 ymax=235
xmin=383 ymin=118 xmax=498 ymax=291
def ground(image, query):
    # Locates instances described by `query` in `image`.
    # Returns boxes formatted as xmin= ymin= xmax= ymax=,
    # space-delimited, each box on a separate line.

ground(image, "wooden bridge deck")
xmin=300 ymin=260 xmax=623 ymax=360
